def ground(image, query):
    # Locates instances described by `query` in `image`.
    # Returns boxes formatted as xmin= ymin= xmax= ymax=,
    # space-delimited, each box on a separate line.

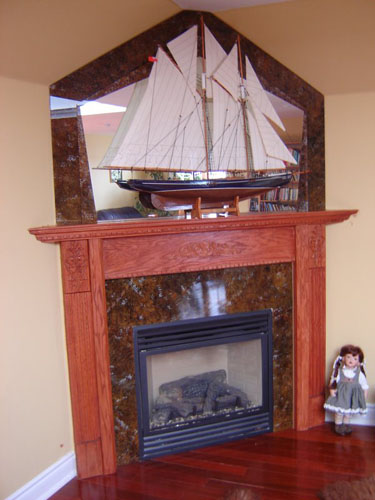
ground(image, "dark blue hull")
xmin=117 ymin=173 xmax=291 ymax=193
xmin=117 ymin=173 xmax=292 ymax=211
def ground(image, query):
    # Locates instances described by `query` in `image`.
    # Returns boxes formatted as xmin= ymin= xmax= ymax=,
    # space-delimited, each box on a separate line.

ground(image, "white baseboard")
xmin=6 ymin=452 xmax=77 ymax=500
xmin=325 ymin=402 xmax=375 ymax=426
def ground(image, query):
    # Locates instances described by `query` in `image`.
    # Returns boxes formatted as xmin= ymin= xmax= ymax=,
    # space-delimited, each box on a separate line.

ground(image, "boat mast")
xmin=200 ymin=16 xmax=211 ymax=177
xmin=237 ymin=35 xmax=253 ymax=177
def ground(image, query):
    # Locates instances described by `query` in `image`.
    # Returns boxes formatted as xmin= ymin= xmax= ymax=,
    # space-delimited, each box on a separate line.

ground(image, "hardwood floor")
xmin=50 ymin=424 xmax=375 ymax=499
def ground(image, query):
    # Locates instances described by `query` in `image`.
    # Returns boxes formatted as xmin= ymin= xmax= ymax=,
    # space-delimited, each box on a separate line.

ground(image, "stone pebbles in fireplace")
xmin=133 ymin=310 xmax=273 ymax=459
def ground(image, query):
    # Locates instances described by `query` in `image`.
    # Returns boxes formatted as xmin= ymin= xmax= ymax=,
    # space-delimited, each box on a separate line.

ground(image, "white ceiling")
xmin=172 ymin=0 xmax=293 ymax=11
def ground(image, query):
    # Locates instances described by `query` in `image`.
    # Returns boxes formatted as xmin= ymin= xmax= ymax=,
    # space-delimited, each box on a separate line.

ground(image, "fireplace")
xmin=133 ymin=311 xmax=273 ymax=459
xmin=29 ymin=210 xmax=357 ymax=478
xmin=106 ymin=264 xmax=292 ymax=465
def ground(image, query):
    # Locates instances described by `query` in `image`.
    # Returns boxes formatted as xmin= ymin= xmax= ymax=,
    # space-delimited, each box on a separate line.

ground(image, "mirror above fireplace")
xmin=49 ymin=10 xmax=325 ymax=225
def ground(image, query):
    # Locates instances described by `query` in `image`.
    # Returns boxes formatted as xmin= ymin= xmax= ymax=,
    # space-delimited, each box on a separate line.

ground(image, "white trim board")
xmin=6 ymin=452 xmax=76 ymax=500
xmin=325 ymin=402 xmax=375 ymax=427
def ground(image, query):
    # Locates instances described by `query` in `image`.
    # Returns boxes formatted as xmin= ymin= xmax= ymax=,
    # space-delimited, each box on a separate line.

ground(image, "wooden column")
xmin=60 ymin=239 xmax=116 ymax=478
xmin=295 ymin=224 xmax=326 ymax=429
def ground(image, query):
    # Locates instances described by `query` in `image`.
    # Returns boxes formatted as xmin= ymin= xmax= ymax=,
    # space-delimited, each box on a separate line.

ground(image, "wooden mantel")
xmin=30 ymin=210 xmax=357 ymax=479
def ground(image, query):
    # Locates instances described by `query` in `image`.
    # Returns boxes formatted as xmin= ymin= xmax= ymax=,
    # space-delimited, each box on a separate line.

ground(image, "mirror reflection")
xmin=50 ymin=22 xmax=306 ymax=220
xmin=50 ymin=87 xmax=304 ymax=220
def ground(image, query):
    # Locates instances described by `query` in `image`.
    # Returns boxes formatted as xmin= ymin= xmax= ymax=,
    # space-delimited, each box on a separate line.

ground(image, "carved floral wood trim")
xmin=29 ymin=210 xmax=357 ymax=479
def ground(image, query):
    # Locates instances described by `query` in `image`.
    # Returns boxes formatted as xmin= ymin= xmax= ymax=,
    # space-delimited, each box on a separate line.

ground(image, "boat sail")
xmin=97 ymin=22 xmax=297 ymax=212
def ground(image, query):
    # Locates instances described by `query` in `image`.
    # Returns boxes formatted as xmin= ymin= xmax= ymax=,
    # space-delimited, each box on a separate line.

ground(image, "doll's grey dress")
xmin=324 ymin=366 xmax=367 ymax=414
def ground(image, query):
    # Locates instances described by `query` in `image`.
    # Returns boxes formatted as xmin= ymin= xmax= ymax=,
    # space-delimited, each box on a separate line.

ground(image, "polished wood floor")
xmin=50 ymin=424 xmax=375 ymax=499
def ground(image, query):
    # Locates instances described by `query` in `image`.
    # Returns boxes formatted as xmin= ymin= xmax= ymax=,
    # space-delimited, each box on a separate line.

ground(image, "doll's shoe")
xmin=343 ymin=424 xmax=352 ymax=435
xmin=334 ymin=424 xmax=346 ymax=435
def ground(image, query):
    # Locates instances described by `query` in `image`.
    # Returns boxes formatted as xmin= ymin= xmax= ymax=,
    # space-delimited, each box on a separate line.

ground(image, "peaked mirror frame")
xmin=50 ymin=10 xmax=324 ymax=225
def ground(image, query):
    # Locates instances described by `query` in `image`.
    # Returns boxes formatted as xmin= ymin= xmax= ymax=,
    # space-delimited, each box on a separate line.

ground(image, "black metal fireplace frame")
xmin=133 ymin=310 xmax=273 ymax=459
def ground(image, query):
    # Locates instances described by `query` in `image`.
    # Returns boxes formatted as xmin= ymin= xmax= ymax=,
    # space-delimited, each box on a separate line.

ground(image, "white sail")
xmin=99 ymin=23 xmax=296 ymax=174
xmin=211 ymin=80 xmax=248 ymax=172
xmin=249 ymin=103 xmax=297 ymax=167
xmin=167 ymin=25 xmax=197 ymax=95
xmin=100 ymin=46 xmax=206 ymax=171
xmin=246 ymin=105 xmax=287 ymax=170
xmin=245 ymin=56 xmax=286 ymax=131
xmin=204 ymin=25 xmax=227 ymax=78
xmin=204 ymin=25 xmax=227 ymax=99
xmin=211 ymin=43 xmax=240 ymax=102
xmin=99 ymin=78 xmax=148 ymax=167
xmin=208 ymin=33 xmax=296 ymax=171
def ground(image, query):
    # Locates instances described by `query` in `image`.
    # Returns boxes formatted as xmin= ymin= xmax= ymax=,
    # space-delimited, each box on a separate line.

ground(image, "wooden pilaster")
xmin=295 ymin=224 xmax=326 ymax=429
xmin=60 ymin=239 xmax=115 ymax=478
xmin=88 ymin=238 xmax=117 ymax=475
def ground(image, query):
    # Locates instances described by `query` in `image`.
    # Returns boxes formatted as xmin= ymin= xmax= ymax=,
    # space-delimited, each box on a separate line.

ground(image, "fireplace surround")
xmin=29 ymin=209 xmax=356 ymax=478
xmin=107 ymin=263 xmax=293 ymax=465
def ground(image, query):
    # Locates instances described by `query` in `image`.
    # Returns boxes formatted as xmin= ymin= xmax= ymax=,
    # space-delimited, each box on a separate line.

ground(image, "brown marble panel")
xmin=51 ymin=113 xmax=96 ymax=225
xmin=106 ymin=263 xmax=293 ymax=465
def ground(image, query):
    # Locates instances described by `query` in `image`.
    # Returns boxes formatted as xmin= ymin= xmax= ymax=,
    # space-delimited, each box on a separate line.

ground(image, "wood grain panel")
xmin=63 ymin=292 xmax=100 ymax=442
xmin=308 ymin=226 xmax=326 ymax=428
xmin=75 ymin=440 xmax=104 ymax=479
xmin=294 ymin=225 xmax=311 ymax=430
xmin=103 ymin=227 xmax=295 ymax=279
xmin=309 ymin=394 xmax=326 ymax=427
xmin=295 ymin=225 xmax=326 ymax=429
xmin=63 ymin=292 xmax=103 ymax=476
xmin=88 ymin=239 xmax=117 ymax=475
xmin=310 ymin=268 xmax=326 ymax=397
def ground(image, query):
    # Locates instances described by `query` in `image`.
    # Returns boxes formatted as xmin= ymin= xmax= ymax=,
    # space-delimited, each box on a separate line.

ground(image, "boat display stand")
xmin=191 ymin=195 xmax=240 ymax=219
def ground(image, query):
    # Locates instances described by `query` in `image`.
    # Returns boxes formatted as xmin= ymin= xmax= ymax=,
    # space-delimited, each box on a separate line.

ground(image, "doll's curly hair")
xmin=329 ymin=344 xmax=366 ymax=390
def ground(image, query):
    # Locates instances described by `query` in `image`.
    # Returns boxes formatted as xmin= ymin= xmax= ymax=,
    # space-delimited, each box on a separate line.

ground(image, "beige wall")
xmin=219 ymin=0 xmax=375 ymax=95
xmin=325 ymin=92 xmax=375 ymax=398
xmin=0 ymin=76 xmax=73 ymax=498
xmin=0 ymin=0 xmax=180 ymax=85
xmin=2 ymin=0 xmax=375 ymax=497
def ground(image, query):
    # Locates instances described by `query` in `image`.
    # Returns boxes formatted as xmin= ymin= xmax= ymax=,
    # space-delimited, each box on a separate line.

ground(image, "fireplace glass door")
xmin=134 ymin=310 xmax=273 ymax=459
xmin=146 ymin=339 xmax=263 ymax=430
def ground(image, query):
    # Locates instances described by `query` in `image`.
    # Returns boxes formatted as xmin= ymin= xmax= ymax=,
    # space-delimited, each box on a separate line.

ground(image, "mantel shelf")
xmin=29 ymin=210 xmax=357 ymax=243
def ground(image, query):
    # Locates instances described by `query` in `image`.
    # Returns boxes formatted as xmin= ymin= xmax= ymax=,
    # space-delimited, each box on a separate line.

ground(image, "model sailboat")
xmin=98 ymin=21 xmax=297 ymax=212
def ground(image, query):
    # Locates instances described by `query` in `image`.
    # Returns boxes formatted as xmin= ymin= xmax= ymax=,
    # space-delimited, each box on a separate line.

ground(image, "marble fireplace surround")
xmin=29 ymin=210 xmax=356 ymax=479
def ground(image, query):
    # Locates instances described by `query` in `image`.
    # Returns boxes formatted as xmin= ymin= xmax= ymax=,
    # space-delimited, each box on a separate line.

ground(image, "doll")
xmin=324 ymin=344 xmax=368 ymax=435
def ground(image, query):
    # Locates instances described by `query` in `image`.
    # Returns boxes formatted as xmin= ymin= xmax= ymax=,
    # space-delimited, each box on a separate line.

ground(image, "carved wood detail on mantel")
xmin=30 ymin=210 xmax=355 ymax=243
xmin=29 ymin=210 xmax=357 ymax=479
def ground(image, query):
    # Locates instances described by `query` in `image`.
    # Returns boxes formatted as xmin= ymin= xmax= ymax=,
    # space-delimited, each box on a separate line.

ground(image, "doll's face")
xmin=343 ymin=353 xmax=360 ymax=368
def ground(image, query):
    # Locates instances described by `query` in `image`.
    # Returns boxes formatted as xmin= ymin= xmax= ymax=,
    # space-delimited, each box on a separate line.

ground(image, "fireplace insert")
xmin=133 ymin=310 xmax=273 ymax=459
